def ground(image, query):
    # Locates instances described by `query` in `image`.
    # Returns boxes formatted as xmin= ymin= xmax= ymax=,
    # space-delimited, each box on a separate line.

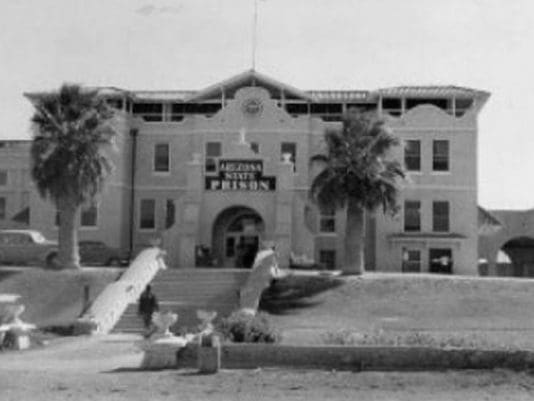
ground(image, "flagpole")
xmin=252 ymin=0 xmax=258 ymax=70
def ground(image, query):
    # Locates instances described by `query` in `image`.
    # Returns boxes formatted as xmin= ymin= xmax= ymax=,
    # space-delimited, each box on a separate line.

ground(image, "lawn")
xmin=0 ymin=268 xmax=122 ymax=327
xmin=261 ymin=273 xmax=534 ymax=349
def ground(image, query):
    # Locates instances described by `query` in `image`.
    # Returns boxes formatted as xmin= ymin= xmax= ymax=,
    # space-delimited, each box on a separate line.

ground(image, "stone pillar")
xmin=179 ymin=154 xmax=203 ymax=268
xmin=274 ymin=160 xmax=295 ymax=268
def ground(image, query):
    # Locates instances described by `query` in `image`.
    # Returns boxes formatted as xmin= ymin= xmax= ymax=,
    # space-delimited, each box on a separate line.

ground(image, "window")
xmin=319 ymin=250 xmax=336 ymax=270
xmin=433 ymin=140 xmax=449 ymax=172
xmin=281 ymin=142 xmax=297 ymax=171
xmin=132 ymin=103 xmax=163 ymax=121
xmin=81 ymin=204 xmax=98 ymax=227
xmin=0 ymin=170 xmax=7 ymax=186
xmin=205 ymin=142 xmax=221 ymax=173
xmin=0 ymin=197 xmax=5 ymax=219
xmin=433 ymin=201 xmax=450 ymax=232
xmin=319 ymin=208 xmax=336 ymax=233
xmin=165 ymin=199 xmax=175 ymax=229
xmin=382 ymin=98 xmax=402 ymax=116
xmin=404 ymin=201 xmax=421 ymax=232
xmin=402 ymin=248 xmax=421 ymax=272
xmin=140 ymin=199 xmax=156 ymax=230
xmin=250 ymin=142 xmax=259 ymax=154
xmin=404 ymin=140 xmax=421 ymax=172
xmin=154 ymin=143 xmax=170 ymax=173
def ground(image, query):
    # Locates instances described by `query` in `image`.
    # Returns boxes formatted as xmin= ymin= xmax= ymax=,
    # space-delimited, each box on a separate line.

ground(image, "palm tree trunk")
xmin=344 ymin=198 xmax=365 ymax=275
xmin=57 ymin=197 xmax=81 ymax=269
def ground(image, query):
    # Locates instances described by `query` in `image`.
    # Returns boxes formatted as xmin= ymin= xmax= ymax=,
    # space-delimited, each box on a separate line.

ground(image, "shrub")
xmin=218 ymin=310 xmax=280 ymax=343
xmin=321 ymin=328 xmax=519 ymax=350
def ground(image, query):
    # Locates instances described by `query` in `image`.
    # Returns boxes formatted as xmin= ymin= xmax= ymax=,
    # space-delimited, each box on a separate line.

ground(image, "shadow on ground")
xmin=259 ymin=274 xmax=344 ymax=315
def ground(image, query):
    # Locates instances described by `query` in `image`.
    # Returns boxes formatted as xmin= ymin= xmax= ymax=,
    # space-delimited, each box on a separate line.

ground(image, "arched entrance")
xmin=212 ymin=206 xmax=265 ymax=268
xmin=498 ymin=236 xmax=534 ymax=277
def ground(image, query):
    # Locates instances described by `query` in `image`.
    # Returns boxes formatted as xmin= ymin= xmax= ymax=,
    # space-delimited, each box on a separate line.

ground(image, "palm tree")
xmin=29 ymin=84 xmax=116 ymax=269
xmin=310 ymin=109 xmax=405 ymax=274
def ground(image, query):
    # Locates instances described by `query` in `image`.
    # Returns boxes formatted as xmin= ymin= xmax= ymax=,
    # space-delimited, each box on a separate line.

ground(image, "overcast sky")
xmin=0 ymin=0 xmax=532 ymax=210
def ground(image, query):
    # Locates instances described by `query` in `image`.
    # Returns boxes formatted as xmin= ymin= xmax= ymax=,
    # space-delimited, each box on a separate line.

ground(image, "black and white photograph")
xmin=1 ymin=0 xmax=534 ymax=399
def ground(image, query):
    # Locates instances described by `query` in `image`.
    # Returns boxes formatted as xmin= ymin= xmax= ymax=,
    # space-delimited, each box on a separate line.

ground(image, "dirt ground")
xmin=2 ymin=334 xmax=534 ymax=401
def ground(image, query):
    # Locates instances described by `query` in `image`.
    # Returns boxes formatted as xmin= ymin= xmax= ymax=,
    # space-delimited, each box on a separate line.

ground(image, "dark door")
xmin=429 ymin=248 xmax=453 ymax=274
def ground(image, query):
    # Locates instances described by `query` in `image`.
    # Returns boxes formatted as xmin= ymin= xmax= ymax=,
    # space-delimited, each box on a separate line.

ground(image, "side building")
xmin=14 ymin=70 xmax=489 ymax=273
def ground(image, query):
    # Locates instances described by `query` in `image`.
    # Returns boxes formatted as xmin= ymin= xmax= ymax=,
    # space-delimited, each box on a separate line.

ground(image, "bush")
xmin=218 ymin=310 xmax=280 ymax=343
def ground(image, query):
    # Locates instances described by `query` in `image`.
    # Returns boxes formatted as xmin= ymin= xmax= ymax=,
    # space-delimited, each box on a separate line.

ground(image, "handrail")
xmin=76 ymin=247 xmax=167 ymax=334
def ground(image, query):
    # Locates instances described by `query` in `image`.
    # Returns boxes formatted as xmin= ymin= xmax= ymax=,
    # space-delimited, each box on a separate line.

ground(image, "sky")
xmin=0 ymin=0 xmax=533 ymax=210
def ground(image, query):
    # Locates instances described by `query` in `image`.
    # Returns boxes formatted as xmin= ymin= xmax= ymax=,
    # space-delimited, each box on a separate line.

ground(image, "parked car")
xmin=78 ymin=240 xmax=129 ymax=267
xmin=0 ymin=229 xmax=58 ymax=268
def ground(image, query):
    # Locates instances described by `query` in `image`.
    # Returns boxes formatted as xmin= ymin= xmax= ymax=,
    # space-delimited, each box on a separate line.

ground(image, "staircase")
xmin=112 ymin=268 xmax=250 ymax=334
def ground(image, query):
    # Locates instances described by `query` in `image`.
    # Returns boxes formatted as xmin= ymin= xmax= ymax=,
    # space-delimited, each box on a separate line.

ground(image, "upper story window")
xmin=250 ymin=142 xmax=260 ymax=154
xmin=0 ymin=170 xmax=7 ymax=186
xmin=404 ymin=140 xmax=421 ymax=172
xmin=319 ymin=208 xmax=336 ymax=233
xmin=433 ymin=201 xmax=450 ymax=232
xmin=132 ymin=103 xmax=163 ymax=122
xmin=81 ymin=204 xmax=98 ymax=228
xmin=154 ymin=143 xmax=170 ymax=173
xmin=281 ymin=142 xmax=297 ymax=171
xmin=310 ymin=103 xmax=343 ymax=122
xmin=381 ymin=98 xmax=402 ymax=116
xmin=139 ymin=199 xmax=156 ymax=230
xmin=433 ymin=140 xmax=449 ymax=172
xmin=404 ymin=200 xmax=421 ymax=232
xmin=205 ymin=142 xmax=221 ymax=173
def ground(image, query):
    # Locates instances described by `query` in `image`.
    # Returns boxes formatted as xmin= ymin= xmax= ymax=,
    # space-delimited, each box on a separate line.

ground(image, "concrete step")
xmin=112 ymin=268 xmax=249 ymax=334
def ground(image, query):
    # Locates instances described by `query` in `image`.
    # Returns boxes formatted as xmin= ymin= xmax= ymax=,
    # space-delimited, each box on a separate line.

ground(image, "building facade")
xmin=14 ymin=70 xmax=490 ymax=273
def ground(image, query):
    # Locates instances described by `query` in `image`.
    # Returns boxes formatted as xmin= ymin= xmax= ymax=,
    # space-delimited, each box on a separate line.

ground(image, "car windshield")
xmin=31 ymin=232 xmax=47 ymax=243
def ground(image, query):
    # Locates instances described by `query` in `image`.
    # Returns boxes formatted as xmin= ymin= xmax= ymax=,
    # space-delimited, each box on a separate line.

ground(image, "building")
xmin=12 ymin=70 xmax=490 ymax=273
xmin=0 ymin=140 xmax=31 ymax=229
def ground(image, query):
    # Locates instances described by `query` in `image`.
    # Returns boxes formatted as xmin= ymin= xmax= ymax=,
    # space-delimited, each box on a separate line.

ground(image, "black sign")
xmin=205 ymin=160 xmax=276 ymax=191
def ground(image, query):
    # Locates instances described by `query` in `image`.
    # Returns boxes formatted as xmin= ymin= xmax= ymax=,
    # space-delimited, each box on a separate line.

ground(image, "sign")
xmin=205 ymin=160 xmax=276 ymax=191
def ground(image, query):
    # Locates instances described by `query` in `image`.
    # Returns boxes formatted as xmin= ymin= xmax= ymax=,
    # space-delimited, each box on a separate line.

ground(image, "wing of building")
xmin=6 ymin=69 xmax=490 ymax=273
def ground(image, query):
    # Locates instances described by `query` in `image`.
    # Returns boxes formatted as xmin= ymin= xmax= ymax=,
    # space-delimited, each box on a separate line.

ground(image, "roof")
xmin=25 ymin=70 xmax=490 ymax=104
xmin=376 ymin=85 xmax=490 ymax=99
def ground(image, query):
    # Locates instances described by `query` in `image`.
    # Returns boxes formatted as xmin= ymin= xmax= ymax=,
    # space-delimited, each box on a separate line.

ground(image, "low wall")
xmin=174 ymin=343 xmax=534 ymax=371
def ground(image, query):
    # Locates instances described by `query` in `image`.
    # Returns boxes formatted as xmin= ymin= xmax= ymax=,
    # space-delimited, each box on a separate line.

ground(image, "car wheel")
xmin=45 ymin=252 xmax=59 ymax=269
xmin=107 ymin=257 xmax=121 ymax=267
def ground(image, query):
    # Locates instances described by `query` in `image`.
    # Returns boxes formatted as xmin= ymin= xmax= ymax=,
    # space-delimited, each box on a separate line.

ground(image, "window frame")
xmin=139 ymin=199 xmax=156 ymax=231
xmin=432 ymin=140 xmax=450 ymax=172
xmin=0 ymin=197 xmax=5 ymax=220
xmin=404 ymin=200 xmax=421 ymax=232
xmin=404 ymin=140 xmax=421 ymax=172
xmin=153 ymin=143 xmax=171 ymax=174
xmin=402 ymin=248 xmax=422 ymax=273
xmin=319 ymin=208 xmax=336 ymax=234
xmin=432 ymin=201 xmax=450 ymax=232
xmin=205 ymin=141 xmax=222 ymax=174
xmin=0 ymin=170 xmax=7 ymax=186
xmin=280 ymin=142 xmax=297 ymax=172
xmin=80 ymin=204 xmax=98 ymax=229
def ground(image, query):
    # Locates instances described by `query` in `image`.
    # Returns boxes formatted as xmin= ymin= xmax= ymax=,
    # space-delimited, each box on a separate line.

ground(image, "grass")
xmin=0 ymin=268 xmax=122 ymax=327
xmin=261 ymin=272 xmax=534 ymax=349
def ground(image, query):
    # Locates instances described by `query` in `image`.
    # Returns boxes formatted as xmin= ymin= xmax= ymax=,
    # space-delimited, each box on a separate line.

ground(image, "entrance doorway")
xmin=212 ymin=207 xmax=264 ymax=268
xmin=429 ymin=248 xmax=453 ymax=274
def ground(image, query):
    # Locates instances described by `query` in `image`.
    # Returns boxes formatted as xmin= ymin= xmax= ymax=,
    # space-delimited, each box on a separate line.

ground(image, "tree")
xmin=310 ymin=109 xmax=405 ymax=274
xmin=30 ymin=84 xmax=116 ymax=269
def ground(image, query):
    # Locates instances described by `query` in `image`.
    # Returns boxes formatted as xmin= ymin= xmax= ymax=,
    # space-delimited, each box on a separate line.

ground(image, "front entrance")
xmin=212 ymin=206 xmax=264 ymax=268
